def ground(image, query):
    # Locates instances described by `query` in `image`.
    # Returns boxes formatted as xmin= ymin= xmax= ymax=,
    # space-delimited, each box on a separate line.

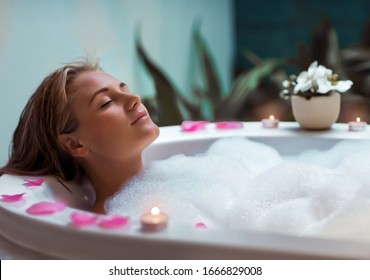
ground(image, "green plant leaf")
xmin=136 ymin=37 xmax=183 ymax=126
xmin=296 ymin=42 xmax=312 ymax=71
xmin=361 ymin=20 xmax=370 ymax=47
xmin=342 ymin=46 xmax=370 ymax=97
xmin=193 ymin=28 xmax=222 ymax=116
xmin=142 ymin=97 xmax=159 ymax=124
xmin=217 ymin=59 xmax=281 ymax=119
xmin=174 ymin=89 xmax=204 ymax=120
xmin=244 ymin=49 xmax=263 ymax=66
xmin=342 ymin=46 xmax=370 ymax=67
xmin=312 ymin=19 xmax=344 ymax=76
xmin=345 ymin=60 xmax=370 ymax=73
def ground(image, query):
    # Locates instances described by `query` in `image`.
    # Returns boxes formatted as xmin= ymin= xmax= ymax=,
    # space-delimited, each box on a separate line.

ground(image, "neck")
xmin=83 ymin=155 xmax=143 ymax=213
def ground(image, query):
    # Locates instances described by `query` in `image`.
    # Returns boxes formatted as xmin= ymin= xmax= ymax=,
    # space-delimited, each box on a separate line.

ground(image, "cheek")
xmin=79 ymin=118 xmax=130 ymax=150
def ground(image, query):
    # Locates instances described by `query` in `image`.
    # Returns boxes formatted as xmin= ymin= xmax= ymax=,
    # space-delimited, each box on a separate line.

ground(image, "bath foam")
xmin=3 ymin=122 xmax=370 ymax=259
xmin=106 ymin=137 xmax=370 ymax=242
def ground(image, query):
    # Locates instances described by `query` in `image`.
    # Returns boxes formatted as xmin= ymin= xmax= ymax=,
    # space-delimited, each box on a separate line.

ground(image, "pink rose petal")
xmin=23 ymin=178 xmax=45 ymax=187
xmin=70 ymin=212 xmax=98 ymax=227
xmin=98 ymin=215 xmax=130 ymax=229
xmin=1 ymin=192 xmax=26 ymax=202
xmin=181 ymin=121 xmax=209 ymax=132
xmin=26 ymin=201 xmax=67 ymax=215
xmin=195 ymin=222 xmax=207 ymax=229
xmin=215 ymin=121 xmax=244 ymax=130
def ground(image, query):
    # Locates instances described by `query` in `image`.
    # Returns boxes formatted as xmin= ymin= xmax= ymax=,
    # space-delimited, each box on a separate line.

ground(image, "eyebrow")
xmin=89 ymin=82 xmax=126 ymax=106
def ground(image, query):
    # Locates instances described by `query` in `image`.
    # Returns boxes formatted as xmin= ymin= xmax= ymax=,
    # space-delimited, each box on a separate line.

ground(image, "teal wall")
xmin=0 ymin=0 xmax=234 ymax=164
xmin=234 ymin=0 xmax=370 ymax=71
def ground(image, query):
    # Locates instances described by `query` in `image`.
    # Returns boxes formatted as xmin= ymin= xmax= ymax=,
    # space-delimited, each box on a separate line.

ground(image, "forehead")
xmin=71 ymin=70 xmax=119 ymax=94
xmin=67 ymin=71 xmax=121 ymax=107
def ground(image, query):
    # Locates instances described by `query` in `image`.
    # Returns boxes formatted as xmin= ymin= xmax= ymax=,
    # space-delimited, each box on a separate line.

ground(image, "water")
xmin=105 ymin=137 xmax=370 ymax=242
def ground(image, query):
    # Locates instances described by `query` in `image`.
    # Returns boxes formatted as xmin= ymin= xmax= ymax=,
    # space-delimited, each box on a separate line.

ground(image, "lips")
xmin=131 ymin=111 xmax=148 ymax=125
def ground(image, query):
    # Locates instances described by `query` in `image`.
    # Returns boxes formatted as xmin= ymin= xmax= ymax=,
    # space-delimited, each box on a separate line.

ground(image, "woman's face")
xmin=67 ymin=70 xmax=159 ymax=161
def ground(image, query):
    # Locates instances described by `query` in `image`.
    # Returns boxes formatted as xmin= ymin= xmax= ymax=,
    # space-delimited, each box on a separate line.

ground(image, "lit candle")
xmin=140 ymin=207 xmax=169 ymax=232
xmin=262 ymin=115 xmax=279 ymax=128
xmin=349 ymin=117 xmax=367 ymax=132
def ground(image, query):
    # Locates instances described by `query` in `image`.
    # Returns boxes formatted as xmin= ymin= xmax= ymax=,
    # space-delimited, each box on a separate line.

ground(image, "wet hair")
xmin=0 ymin=60 xmax=100 ymax=181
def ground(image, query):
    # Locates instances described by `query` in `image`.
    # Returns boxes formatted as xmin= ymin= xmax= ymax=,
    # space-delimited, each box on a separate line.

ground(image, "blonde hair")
xmin=0 ymin=60 xmax=99 ymax=180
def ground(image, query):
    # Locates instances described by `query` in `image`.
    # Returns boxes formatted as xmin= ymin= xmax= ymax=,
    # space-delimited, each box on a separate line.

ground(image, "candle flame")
xmin=269 ymin=115 xmax=275 ymax=120
xmin=356 ymin=117 xmax=361 ymax=122
xmin=151 ymin=207 xmax=160 ymax=215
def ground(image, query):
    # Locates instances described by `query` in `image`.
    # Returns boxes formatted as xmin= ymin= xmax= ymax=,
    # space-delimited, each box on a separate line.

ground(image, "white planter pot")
xmin=291 ymin=91 xmax=341 ymax=130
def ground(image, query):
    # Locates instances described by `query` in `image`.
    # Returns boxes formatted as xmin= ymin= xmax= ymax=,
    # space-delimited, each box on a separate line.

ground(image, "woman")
xmin=0 ymin=60 xmax=160 ymax=213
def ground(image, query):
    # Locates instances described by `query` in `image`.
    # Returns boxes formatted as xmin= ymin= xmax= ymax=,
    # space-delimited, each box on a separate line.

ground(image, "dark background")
xmin=234 ymin=0 xmax=369 ymax=72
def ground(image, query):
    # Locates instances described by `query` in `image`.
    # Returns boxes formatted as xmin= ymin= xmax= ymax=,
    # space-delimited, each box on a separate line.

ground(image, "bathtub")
xmin=1 ymin=121 xmax=370 ymax=259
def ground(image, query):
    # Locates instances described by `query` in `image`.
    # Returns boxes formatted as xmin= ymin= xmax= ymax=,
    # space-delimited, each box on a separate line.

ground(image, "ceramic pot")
xmin=291 ymin=91 xmax=340 ymax=130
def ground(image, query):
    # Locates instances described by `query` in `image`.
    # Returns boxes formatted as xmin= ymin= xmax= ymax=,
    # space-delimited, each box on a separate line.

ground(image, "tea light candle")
xmin=262 ymin=115 xmax=279 ymax=128
xmin=140 ymin=207 xmax=169 ymax=232
xmin=349 ymin=117 xmax=367 ymax=131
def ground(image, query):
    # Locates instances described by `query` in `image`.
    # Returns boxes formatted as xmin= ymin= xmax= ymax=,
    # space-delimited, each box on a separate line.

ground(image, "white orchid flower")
xmin=293 ymin=61 xmax=332 ymax=93
xmin=282 ymin=80 xmax=291 ymax=88
xmin=294 ymin=74 xmax=312 ymax=93
xmin=316 ymin=77 xmax=353 ymax=94
xmin=281 ymin=60 xmax=353 ymax=99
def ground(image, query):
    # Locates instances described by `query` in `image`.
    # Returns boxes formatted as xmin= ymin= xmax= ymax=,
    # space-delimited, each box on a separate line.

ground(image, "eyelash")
xmin=100 ymin=100 xmax=113 ymax=108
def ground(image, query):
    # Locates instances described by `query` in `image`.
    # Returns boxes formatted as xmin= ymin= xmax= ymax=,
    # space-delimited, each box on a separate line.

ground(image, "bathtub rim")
xmin=1 ymin=202 xmax=369 ymax=260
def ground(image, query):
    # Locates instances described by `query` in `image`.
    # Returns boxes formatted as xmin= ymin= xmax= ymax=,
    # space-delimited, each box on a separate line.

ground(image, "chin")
xmin=143 ymin=122 xmax=160 ymax=147
xmin=150 ymin=123 xmax=160 ymax=142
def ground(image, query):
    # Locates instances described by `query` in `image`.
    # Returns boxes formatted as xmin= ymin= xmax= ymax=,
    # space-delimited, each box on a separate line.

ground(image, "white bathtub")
xmin=1 ymin=122 xmax=370 ymax=259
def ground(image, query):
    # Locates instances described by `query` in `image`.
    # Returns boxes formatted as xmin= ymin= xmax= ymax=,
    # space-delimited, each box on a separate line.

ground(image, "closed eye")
xmin=100 ymin=100 xmax=113 ymax=108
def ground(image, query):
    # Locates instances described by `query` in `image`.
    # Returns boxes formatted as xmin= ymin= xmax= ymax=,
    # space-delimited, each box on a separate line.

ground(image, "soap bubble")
xmin=105 ymin=138 xmax=370 ymax=242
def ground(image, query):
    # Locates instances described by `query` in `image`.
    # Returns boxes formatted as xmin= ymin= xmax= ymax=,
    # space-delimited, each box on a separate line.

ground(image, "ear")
xmin=58 ymin=134 xmax=89 ymax=158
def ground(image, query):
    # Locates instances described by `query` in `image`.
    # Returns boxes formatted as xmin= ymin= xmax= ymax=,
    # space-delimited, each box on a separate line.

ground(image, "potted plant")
xmin=136 ymin=28 xmax=282 ymax=126
xmin=281 ymin=61 xmax=353 ymax=129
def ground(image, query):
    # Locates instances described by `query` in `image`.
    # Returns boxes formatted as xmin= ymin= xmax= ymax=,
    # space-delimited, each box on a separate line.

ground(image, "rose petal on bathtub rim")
xmin=23 ymin=178 xmax=45 ymax=187
xmin=181 ymin=121 xmax=209 ymax=132
xmin=26 ymin=201 xmax=67 ymax=215
xmin=1 ymin=192 xmax=26 ymax=202
xmin=98 ymin=215 xmax=130 ymax=229
xmin=70 ymin=212 xmax=98 ymax=227
xmin=195 ymin=222 xmax=207 ymax=229
xmin=215 ymin=121 xmax=244 ymax=130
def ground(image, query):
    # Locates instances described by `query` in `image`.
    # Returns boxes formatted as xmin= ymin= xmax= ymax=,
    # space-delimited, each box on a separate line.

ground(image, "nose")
xmin=125 ymin=93 xmax=141 ymax=111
